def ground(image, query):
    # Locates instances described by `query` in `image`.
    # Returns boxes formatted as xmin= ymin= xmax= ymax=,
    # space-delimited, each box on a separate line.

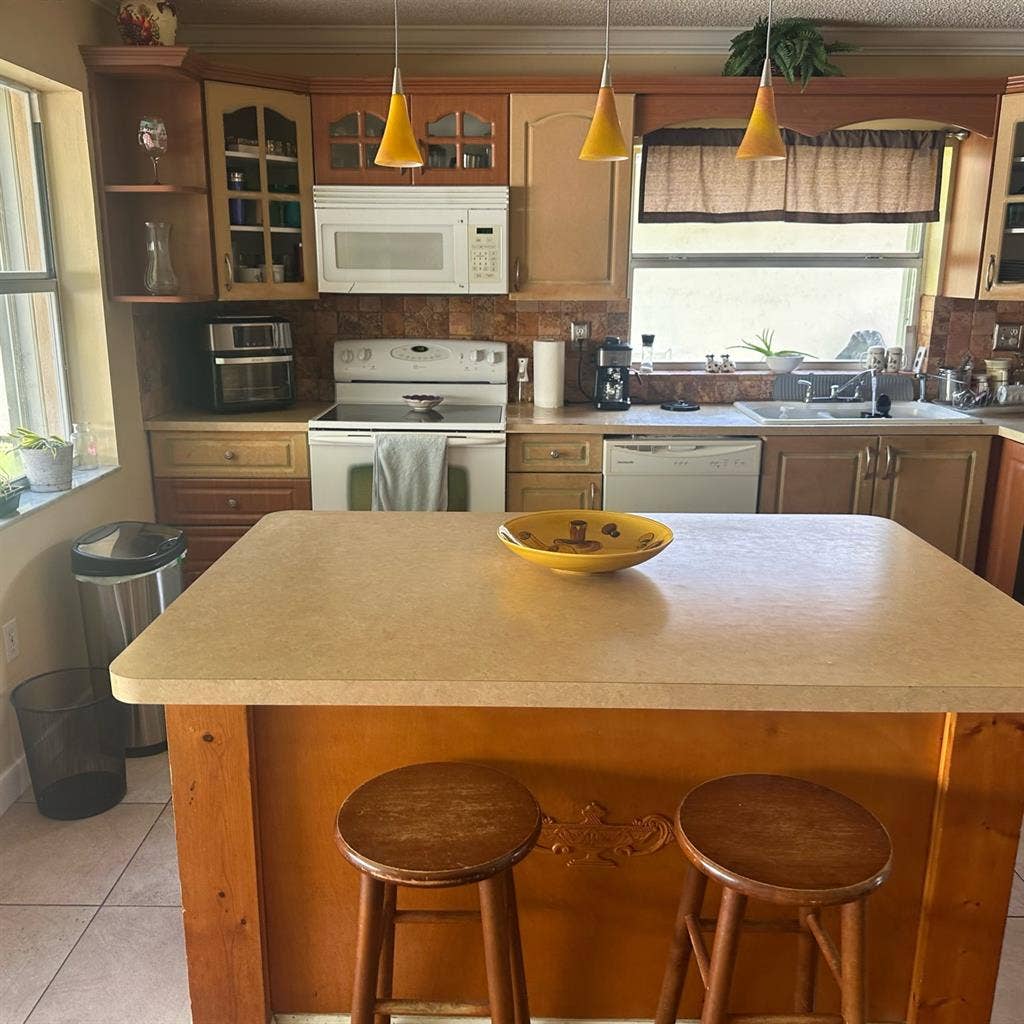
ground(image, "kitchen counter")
xmin=124 ymin=511 xmax=1024 ymax=1024
xmin=143 ymin=401 xmax=332 ymax=431
xmin=111 ymin=511 xmax=1024 ymax=712
xmin=508 ymin=401 xmax=1023 ymax=438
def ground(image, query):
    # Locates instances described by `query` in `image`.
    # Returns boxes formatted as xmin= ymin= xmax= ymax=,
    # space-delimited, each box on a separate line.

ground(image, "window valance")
xmin=638 ymin=128 xmax=945 ymax=224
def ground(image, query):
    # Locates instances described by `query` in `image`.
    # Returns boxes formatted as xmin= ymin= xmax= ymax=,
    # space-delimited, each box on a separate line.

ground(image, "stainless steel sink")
xmin=733 ymin=401 xmax=976 ymax=424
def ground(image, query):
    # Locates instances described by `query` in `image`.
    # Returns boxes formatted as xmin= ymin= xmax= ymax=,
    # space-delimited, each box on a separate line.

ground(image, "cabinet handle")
xmin=513 ymin=257 xmax=522 ymax=292
xmin=863 ymin=444 xmax=876 ymax=480
xmin=985 ymin=254 xmax=995 ymax=291
xmin=549 ymin=449 xmax=561 ymax=459
xmin=880 ymin=444 xmax=895 ymax=480
xmin=223 ymin=449 xmax=237 ymax=461
xmin=224 ymin=253 xmax=233 ymax=292
xmin=589 ymin=480 xmax=598 ymax=509
xmin=226 ymin=497 xmax=239 ymax=509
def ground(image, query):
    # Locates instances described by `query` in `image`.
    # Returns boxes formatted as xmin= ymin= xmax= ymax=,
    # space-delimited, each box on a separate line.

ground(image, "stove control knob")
xmin=486 ymin=351 xmax=502 ymax=364
xmin=469 ymin=349 xmax=484 ymax=362
xmin=358 ymin=348 xmax=372 ymax=361
xmin=340 ymin=349 xmax=354 ymax=363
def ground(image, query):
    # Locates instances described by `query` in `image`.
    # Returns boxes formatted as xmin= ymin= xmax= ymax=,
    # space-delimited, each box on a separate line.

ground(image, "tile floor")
xmin=0 ymin=756 xmax=1021 ymax=1024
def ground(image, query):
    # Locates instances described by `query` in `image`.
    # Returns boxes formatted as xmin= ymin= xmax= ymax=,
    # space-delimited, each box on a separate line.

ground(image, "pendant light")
xmin=375 ymin=0 xmax=423 ymax=168
xmin=736 ymin=0 xmax=786 ymax=161
xmin=579 ymin=0 xmax=630 ymax=162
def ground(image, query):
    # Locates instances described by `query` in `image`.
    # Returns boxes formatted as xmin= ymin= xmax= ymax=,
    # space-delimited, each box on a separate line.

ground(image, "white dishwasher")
xmin=602 ymin=437 xmax=762 ymax=512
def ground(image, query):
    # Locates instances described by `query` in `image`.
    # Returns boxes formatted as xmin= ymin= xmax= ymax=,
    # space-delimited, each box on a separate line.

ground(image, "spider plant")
xmin=1 ymin=426 xmax=71 ymax=456
xmin=723 ymin=17 xmax=857 ymax=90
xmin=0 ymin=467 xmax=22 ymax=517
xmin=729 ymin=329 xmax=815 ymax=359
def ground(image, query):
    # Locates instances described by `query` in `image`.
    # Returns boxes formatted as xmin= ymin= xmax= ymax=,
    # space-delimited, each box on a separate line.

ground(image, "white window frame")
xmin=0 ymin=77 xmax=70 ymax=479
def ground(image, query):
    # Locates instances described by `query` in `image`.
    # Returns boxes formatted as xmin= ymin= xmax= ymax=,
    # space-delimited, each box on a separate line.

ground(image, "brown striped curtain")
xmin=639 ymin=128 xmax=946 ymax=223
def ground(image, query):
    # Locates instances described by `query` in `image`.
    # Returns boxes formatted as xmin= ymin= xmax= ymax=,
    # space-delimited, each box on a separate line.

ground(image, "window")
xmin=629 ymin=151 xmax=929 ymax=367
xmin=0 ymin=80 xmax=68 ymax=476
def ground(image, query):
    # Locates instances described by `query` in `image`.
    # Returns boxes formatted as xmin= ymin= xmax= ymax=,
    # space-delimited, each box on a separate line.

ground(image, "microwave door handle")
xmin=213 ymin=355 xmax=294 ymax=364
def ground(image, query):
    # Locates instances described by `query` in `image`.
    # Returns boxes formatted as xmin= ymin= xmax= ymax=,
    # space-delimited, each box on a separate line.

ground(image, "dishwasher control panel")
xmin=603 ymin=437 xmax=763 ymax=475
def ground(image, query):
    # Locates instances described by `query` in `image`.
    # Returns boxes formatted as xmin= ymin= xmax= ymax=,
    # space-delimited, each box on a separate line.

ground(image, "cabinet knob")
xmin=223 ymin=449 xmax=236 ymax=461
xmin=226 ymin=497 xmax=239 ymax=509
xmin=549 ymin=449 xmax=561 ymax=459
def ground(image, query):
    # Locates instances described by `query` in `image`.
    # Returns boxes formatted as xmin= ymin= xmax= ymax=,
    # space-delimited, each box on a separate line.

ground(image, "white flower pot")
xmin=21 ymin=446 xmax=73 ymax=492
xmin=765 ymin=355 xmax=805 ymax=374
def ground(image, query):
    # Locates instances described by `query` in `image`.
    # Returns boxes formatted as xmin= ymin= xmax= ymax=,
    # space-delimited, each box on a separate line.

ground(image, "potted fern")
xmin=730 ymin=329 xmax=816 ymax=373
xmin=723 ymin=17 xmax=857 ymax=89
xmin=0 ymin=468 xmax=22 ymax=518
xmin=2 ymin=427 xmax=74 ymax=492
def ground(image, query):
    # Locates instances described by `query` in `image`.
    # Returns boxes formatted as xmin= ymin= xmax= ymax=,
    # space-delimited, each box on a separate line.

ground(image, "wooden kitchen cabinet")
xmin=759 ymin=434 xmax=991 ymax=567
xmin=150 ymin=430 xmax=309 ymax=478
xmin=205 ymin=81 xmax=317 ymax=299
xmin=978 ymin=438 xmax=1024 ymax=595
xmin=506 ymin=471 xmax=602 ymax=512
xmin=312 ymin=93 xmax=508 ymax=185
xmin=154 ymin=477 xmax=312 ymax=525
xmin=507 ymin=433 xmax=603 ymax=473
xmin=760 ymin=436 xmax=876 ymax=515
xmin=179 ymin=525 xmax=250 ymax=587
xmin=871 ymin=436 xmax=991 ymax=566
xmin=981 ymin=91 xmax=1024 ymax=300
xmin=509 ymin=93 xmax=634 ymax=300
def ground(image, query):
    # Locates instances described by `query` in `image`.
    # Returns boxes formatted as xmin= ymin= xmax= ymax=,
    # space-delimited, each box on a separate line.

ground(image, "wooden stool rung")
xmin=392 ymin=909 xmax=480 ymax=924
xmin=699 ymin=917 xmax=803 ymax=934
xmin=729 ymin=1014 xmax=844 ymax=1023
xmin=684 ymin=913 xmax=711 ymax=986
xmin=804 ymin=913 xmax=842 ymax=985
xmin=375 ymin=999 xmax=490 ymax=1016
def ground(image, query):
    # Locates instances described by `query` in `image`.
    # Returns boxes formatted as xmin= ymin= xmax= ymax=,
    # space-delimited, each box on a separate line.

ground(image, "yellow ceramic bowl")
xmin=498 ymin=510 xmax=673 ymax=574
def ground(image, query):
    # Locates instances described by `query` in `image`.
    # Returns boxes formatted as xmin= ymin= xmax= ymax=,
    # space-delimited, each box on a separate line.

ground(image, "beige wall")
xmin=0 ymin=0 xmax=155 ymax=802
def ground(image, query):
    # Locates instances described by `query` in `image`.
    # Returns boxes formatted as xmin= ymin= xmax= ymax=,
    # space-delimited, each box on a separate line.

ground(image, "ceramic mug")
xmin=259 ymin=264 xmax=285 ymax=284
xmin=865 ymin=345 xmax=886 ymax=371
xmin=237 ymin=266 xmax=262 ymax=283
xmin=885 ymin=347 xmax=904 ymax=372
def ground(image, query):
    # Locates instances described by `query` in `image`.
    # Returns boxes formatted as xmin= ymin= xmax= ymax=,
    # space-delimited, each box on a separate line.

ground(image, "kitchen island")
xmin=110 ymin=512 xmax=1024 ymax=1024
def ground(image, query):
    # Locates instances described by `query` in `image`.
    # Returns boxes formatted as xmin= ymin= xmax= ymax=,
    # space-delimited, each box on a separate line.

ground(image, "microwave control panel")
xmin=469 ymin=224 xmax=502 ymax=285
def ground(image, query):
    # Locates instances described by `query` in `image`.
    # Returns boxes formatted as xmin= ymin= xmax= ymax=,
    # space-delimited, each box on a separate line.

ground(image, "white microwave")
xmin=313 ymin=185 xmax=508 ymax=295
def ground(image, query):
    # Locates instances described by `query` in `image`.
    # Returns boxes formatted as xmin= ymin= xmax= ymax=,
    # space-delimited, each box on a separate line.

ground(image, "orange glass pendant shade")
xmin=737 ymin=60 xmax=786 ymax=161
xmin=580 ymin=71 xmax=630 ymax=162
xmin=375 ymin=70 xmax=422 ymax=168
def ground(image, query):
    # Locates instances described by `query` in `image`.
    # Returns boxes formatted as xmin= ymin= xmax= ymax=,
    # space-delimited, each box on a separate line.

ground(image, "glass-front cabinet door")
xmin=411 ymin=94 xmax=508 ymax=185
xmin=983 ymin=92 xmax=1024 ymax=300
xmin=205 ymin=82 xmax=317 ymax=299
xmin=311 ymin=94 xmax=410 ymax=185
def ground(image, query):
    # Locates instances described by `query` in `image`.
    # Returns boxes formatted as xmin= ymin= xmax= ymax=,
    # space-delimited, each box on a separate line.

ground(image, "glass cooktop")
xmin=311 ymin=403 xmax=506 ymax=431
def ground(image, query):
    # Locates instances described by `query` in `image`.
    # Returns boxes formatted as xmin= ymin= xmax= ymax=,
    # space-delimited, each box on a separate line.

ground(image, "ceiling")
xmin=171 ymin=0 xmax=1024 ymax=30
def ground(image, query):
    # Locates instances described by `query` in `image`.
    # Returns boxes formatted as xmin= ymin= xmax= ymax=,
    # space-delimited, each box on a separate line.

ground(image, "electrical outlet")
xmin=569 ymin=321 xmax=590 ymax=350
xmin=993 ymin=322 xmax=1023 ymax=351
xmin=2 ymin=619 xmax=19 ymax=663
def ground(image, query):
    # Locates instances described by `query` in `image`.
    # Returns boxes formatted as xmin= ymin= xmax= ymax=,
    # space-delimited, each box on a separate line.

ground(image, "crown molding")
xmin=177 ymin=23 xmax=1024 ymax=56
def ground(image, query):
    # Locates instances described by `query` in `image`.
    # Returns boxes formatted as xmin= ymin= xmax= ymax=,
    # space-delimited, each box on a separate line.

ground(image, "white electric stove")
xmin=309 ymin=338 xmax=508 ymax=511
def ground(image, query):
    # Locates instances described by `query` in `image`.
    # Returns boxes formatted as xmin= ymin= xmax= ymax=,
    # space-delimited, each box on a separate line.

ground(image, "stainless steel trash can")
xmin=72 ymin=522 xmax=187 ymax=756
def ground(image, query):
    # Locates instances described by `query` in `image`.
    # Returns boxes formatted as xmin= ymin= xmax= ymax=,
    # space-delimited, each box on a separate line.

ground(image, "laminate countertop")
xmin=144 ymin=402 xmax=333 ymax=432
xmin=110 ymin=511 xmax=1024 ymax=712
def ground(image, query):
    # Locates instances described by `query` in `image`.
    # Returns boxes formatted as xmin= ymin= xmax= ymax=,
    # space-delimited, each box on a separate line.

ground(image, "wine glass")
xmin=138 ymin=116 xmax=168 ymax=185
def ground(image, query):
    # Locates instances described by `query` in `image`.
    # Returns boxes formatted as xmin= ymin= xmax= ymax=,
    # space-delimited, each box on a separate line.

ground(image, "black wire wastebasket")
xmin=10 ymin=668 xmax=128 ymax=820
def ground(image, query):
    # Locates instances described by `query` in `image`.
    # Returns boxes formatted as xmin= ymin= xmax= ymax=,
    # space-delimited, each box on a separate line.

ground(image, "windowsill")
xmin=0 ymin=465 xmax=120 ymax=532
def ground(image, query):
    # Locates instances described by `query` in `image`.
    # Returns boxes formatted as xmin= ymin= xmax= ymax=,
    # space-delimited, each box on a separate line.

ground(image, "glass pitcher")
xmin=143 ymin=221 xmax=179 ymax=296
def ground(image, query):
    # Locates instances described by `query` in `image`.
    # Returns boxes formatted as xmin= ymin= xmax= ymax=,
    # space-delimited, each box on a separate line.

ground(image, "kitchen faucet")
xmin=798 ymin=368 xmax=882 ymax=416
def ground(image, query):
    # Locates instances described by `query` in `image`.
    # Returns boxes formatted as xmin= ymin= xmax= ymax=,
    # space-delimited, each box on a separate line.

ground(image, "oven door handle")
xmin=213 ymin=355 xmax=293 ymax=364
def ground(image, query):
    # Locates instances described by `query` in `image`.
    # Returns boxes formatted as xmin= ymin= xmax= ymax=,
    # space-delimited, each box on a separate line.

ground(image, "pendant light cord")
xmin=764 ymin=0 xmax=773 ymax=69
xmin=394 ymin=0 xmax=399 ymax=68
xmin=604 ymin=0 xmax=611 ymax=64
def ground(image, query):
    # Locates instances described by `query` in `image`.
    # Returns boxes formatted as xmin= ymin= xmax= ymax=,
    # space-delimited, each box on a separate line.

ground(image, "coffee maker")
xmin=594 ymin=336 xmax=632 ymax=410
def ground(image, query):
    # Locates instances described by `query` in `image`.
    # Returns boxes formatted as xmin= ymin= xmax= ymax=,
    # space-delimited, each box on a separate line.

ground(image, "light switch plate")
xmin=993 ymin=322 xmax=1023 ymax=351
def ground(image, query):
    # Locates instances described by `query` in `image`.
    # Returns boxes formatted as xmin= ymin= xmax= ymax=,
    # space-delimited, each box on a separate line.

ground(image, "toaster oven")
xmin=198 ymin=316 xmax=295 ymax=413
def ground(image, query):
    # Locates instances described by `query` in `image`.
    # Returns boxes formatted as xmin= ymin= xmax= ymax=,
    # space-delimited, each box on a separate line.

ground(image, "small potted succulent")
xmin=2 ymin=427 xmax=74 ymax=493
xmin=730 ymin=329 xmax=816 ymax=374
xmin=0 ymin=468 xmax=22 ymax=518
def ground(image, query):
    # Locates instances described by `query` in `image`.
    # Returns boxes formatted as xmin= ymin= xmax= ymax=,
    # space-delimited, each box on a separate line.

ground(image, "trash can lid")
xmin=72 ymin=522 xmax=186 ymax=578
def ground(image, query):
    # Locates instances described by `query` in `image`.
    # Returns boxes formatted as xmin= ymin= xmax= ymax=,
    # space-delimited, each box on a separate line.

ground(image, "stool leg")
xmin=700 ymin=886 xmax=746 ymax=1024
xmin=480 ymin=872 xmax=516 ymax=1024
xmin=840 ymin=899 xmax=866 ymax=1024
xmin=504 ymin=870 xmax=531 ymax=1024
xmin=352 ymin=873 xmax=386 ymax=1024
xmin=375 ymin=883 xmax=398 ymax=1024
xmin=655 ymin=865 xmax=708 ymax=1024
xmin=794 ymin=907 xmax=817 ymax=1013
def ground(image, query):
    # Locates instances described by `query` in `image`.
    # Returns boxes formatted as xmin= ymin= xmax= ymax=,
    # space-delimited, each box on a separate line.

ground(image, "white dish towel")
xmin=371 ymin=432 xmax=449 ymax=511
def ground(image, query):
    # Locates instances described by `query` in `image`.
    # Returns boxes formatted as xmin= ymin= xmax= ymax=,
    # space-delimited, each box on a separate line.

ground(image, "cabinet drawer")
xmin=507 ymin=434 xmax=603 ymax=473
xmin=181 ymin=525 xmax=249 ymax=587
xmin=155 ymin=477 xmax=312 ymax=526
xmin=150 ymin=431 xmax=309 ymax=478
xmin=506 ymin=472 xmax=602 ymax=513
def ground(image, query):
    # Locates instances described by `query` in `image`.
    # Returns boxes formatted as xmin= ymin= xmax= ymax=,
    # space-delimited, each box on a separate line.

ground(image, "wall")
xmin=920 ymin=296 xmax=1024 ymax=370
xmin=0 ymin=0 xmax=156 ymax=809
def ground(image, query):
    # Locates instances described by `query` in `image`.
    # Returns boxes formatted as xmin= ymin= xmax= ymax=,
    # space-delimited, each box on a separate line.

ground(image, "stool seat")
xmin=336 ymin=762 xmax=542 ymax=887
xmin=676 ymin=773 xmax=892 ymax=906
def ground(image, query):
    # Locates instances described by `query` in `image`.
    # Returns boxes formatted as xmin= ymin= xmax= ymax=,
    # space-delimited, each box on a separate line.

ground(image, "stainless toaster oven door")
xmin=214 ymin=355 xmax=294 ymax=408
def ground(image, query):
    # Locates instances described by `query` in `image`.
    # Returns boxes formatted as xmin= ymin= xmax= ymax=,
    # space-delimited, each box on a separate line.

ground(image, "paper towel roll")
xmin=533 ymin=338 xmax=565 ymax=409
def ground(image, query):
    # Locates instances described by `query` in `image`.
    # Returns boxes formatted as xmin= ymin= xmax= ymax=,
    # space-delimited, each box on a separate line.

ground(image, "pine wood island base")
xmin=165 ymin=705 xmax=1024 ymax=1024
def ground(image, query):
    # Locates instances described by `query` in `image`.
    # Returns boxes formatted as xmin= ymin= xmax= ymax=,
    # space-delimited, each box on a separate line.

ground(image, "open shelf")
xmin=270 ymin=226 xmax=301 ymax=234
xmin=104 ymin=184 xmax=208 ymax=194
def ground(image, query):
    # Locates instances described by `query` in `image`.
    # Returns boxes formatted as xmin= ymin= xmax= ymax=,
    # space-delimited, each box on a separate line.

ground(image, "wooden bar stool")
xmin=655 ymin=774 xmax=893 ymax=1024
xmin=335 ymin=761 xmax=542 ymax=1024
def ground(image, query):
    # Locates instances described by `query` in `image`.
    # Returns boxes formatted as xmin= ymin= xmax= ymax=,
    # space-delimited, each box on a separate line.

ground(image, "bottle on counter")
xmin=640 ymin=334 xmax=655 ymax=374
